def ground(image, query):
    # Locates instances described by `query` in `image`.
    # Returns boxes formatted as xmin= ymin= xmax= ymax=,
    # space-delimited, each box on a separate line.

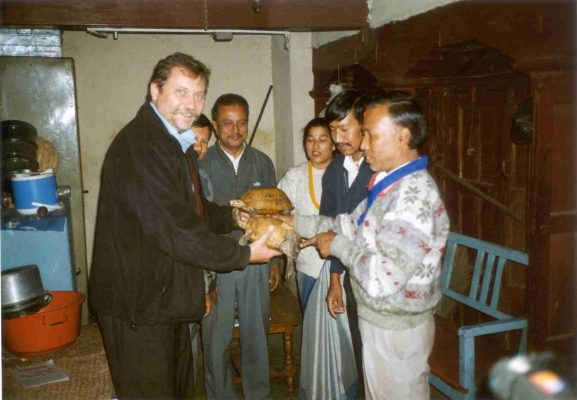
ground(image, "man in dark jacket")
xmin=320 ymin=89 xmax=372 ymax=382
xmin=89 ymin=53 xmax=279 ymax=400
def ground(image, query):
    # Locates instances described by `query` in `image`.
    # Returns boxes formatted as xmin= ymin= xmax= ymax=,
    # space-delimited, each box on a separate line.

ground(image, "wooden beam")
xmin=0 ymin=0 xmax=369 ymax=30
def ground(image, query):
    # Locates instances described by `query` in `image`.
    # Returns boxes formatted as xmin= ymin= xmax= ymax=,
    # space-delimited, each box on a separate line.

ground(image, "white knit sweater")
xmin=278 ymin=162 xmax=326 ymax=278
xmin=296 ymin=169 xmax=450 ymax=329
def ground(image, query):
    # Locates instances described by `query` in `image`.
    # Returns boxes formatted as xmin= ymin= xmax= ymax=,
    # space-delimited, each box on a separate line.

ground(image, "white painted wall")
xmin=369 ymin=0 xmax=461 ymax=28
xmin=287 ymin=33 xmax=315 ymax=168
xmin=62 ymin=32 xmax=278 ymax=267
xmin=312 ymin=31 xmax=360 ymax=49
xmin=271 ymin=33 xmax=315 ymax=179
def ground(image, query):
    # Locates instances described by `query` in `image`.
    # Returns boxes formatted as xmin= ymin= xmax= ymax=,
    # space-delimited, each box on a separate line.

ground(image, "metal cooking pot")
xmin=3 ymin=138 xmax=38 ymax=160
xmin=1 ymin=120 xmax=38 ymax=143
xmin=1 ymin=265 xmax=46 ymax=308
xmin=3 ymin=157 xmax=39 ymax=175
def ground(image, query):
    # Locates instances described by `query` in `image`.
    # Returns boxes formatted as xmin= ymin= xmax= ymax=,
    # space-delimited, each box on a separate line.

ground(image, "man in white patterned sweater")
xmin=293 ymin=93 xmax=450 ymax=399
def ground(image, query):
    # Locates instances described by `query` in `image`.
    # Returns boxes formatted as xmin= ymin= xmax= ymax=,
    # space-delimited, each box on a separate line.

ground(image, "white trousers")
xmin=359 ymin=316 xmax=435 ymax=400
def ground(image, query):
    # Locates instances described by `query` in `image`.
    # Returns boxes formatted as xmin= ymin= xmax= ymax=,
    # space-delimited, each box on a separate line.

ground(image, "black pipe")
xmin=248 ymin=85 xmax=273 ymax=147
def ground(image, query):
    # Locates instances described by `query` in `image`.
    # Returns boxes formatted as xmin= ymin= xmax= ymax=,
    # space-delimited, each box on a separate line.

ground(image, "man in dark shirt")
xmin=320 ymin=89 xmax=372 ymax=382
xmin=200 ymin=94 xmax=279 ymax=400
xmin=90 ymin=53 xmax=279 ymax=400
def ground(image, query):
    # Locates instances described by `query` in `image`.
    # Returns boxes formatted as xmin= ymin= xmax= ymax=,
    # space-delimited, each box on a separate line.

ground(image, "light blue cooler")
xmin=11 ymin=169 xmax=62 ymax=215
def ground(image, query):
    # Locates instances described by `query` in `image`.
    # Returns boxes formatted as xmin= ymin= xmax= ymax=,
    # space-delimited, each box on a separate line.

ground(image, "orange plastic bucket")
xmin=2 ymin=291 xmax=85 ymax=357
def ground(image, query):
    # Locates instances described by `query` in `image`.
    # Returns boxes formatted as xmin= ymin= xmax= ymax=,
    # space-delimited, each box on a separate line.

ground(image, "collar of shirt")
xmin=373 ymin=160 xmax=412 ymax=186
xmin=219 ymin=141 xmax=246 ymax=174
xmin=343 ymin=155 xmax=363 ymax=172
xmin=149 ymin=101 xmax=196 ymax=153
xmin=343 ymin=155 xmax=364 ymax=189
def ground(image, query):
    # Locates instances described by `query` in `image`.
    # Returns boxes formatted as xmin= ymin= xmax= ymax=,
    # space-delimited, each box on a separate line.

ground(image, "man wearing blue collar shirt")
xmin=298 ymin=94 xmax=449 ymax=399
xmin=90 ymin=53 xmax=279 ymax=399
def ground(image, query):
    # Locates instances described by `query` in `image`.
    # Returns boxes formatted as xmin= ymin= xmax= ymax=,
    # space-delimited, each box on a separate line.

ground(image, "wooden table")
xmin=232 ymin=284 xmax=300 ymax=392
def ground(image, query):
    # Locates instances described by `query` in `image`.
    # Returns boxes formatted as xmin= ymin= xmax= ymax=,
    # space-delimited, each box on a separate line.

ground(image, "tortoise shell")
xmin=239 ymin=187 xmax=293 ymax=215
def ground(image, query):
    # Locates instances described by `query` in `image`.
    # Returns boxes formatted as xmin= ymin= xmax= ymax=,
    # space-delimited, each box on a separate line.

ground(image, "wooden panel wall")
xmin=529 ymin=71 xmax=576 ymax=354
xmin=418 ymin=77 xmax=531 ymax=340
xmin=312 ymin=0 xmax=576 ymax=355
xmin=312 ymin=1 xmax=575 ymax=110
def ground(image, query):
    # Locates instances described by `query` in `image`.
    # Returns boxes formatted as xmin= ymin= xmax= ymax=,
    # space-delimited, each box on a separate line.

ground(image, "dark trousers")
xmin=97 ymin=314 xmax=195 ymax=400
xmin=344 ymin=272 xmax=364 ymax=382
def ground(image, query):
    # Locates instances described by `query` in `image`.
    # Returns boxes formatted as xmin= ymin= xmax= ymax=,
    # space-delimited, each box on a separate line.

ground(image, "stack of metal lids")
xmin=1 ymin=120 xmax=41 ymax=196
xmin=1 ymin=120 xmax=40 ymax=176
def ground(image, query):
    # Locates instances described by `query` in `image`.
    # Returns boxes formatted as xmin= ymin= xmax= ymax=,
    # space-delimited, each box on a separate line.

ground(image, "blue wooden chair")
xmin=429 ymin=232 xmax=529 ymax=400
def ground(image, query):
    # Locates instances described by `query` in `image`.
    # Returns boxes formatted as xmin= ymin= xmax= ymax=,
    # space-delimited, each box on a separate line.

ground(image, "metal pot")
xmin=1 ymin=120 xmax=38 ymax=143
xmin=1 ymin=265 xmax=46 ymax=310
xmin=2 ymin=138 xmax=38 ymax=160
xmin=3 ymin=157 xmax=39 ymax=175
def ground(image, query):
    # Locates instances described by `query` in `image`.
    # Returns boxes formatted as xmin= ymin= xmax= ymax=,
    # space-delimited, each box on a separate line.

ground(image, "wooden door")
xmin=425 ymin=79 xmax=529 ymax=247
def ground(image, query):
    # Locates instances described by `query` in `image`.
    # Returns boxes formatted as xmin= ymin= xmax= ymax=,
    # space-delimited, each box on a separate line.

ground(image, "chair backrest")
xmin=440 ymin=232 xmax=529 ymax=320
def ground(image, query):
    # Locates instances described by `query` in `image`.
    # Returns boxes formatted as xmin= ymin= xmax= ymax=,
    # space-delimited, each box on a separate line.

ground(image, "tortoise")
xmin=230 ymin=187 xmax=293 ymax=220
xmin=238 ymin=216 xmax=300 ymax=278
xmin=230 ymin=188 xmax=299 ymax=278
